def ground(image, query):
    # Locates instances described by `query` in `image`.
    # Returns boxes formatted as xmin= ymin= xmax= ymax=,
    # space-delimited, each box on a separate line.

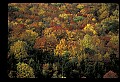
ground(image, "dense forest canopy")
xmin=8 ymin=3 xmax=119 ymax=78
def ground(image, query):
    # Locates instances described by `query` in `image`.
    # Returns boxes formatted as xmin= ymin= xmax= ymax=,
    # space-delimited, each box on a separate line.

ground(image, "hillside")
xmin=8 ymin=3 xmax=119 ymax=78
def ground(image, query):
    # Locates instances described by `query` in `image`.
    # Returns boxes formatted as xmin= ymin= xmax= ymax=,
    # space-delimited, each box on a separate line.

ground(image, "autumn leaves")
xmin=8 ymin=3 xmax=119 ymax=78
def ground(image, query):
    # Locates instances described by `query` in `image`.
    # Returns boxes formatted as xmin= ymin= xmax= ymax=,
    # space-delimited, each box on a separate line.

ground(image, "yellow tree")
xmin=16 ymin=62 xmax=35 ymax=78
xmin=43 ymin=28 xmax=54 ymax=37
xmin=10 ymin=40 xmax=28 ymax=60
xmin=20 ymin=29 xmax=38 ymax=45
xmin=83 ymin=24 xmax=97 ymax=35
xmin=66 ymin=30 xmax=77 ymax=41
xmin=54 ymin=39 xmax=67 ymax=57
xmin=98 ymin=3 xmax=110 ymax=20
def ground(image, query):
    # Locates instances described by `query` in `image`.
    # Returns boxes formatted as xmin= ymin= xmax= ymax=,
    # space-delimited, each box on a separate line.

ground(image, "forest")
xmin=8 ymin=3 xmax=119 ymax=78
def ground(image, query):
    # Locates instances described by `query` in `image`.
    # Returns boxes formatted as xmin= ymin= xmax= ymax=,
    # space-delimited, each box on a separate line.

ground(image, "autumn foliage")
xmin=8 ymin=3 xmax=119 ymax=78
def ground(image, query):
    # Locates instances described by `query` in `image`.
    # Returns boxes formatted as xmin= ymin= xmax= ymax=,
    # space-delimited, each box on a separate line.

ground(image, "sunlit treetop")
xmin=76 ymin=4 xmax=85 ymax=9
xmin=54 ymin=39 xmax=67 ymax=57
xmin=16 ymin=62 xmax=35 ymax=78
xmin=59 ymin=13 xmax=71 ymax=19
xmin=83 ymin=24 xmax=97 ymax=35
xmin=10 ymin=40 xmax=28 ymax=60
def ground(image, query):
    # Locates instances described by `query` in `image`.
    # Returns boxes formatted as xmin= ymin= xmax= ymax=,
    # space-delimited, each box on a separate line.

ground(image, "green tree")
xmin=82 ymin=34 xmax=95 ymax=50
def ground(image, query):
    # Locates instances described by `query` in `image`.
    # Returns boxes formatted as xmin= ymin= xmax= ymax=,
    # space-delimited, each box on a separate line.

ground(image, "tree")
xmin=33 ymin=37 xmax=46 ymax=50
xmin=34 ymin=33 xmax=58 ymax=52
xmin=43 ymin=28 xmax=54 ymax=37
xmin=16 ymin=62 xmax=35 ymax=78
xmin=107 ymin=35 xmax=119 ymax=55
xmin=99 ymin=10 xmax=109 ymax=20
xmin=54 ymin=39 xmax=67 ymax=57
xmin=103 ymin=52 xmax=110 ymax=63
xmin=97 ymin=3 xmax=109 ymax=21
xmin=45 ymin=33 xmax=58 ymax=52
xmin=53 ymin=28 xmax=66 ymax=41
xmin=103 ymin=70 xmax=118 ymax=78
xmin=101 ymin=19 xmax=119 ymax=34
xmin=83 ymin=24 xmax=97 ymax=35
xmin=59 ymin=13 xmax=70 ymax=19
xmin=113 ymin=10 xmax=119 ymax=17
xmin=109 ymin=35 xmax=119 ymax=46
xmin=20 ymin=29 xmax=38 ymax=46
xmin=10 ymin=40 xmax=28 ymax=60
xmin=67 ymin=40 xmax=81 ymax=57
xmin=66 ymin=30 xmax=76 ymax=41
xmin=73 ymin=16 xmax=84 ymax=23
xmin=82 ymin=34 xmax=95 ymax=50
xmin=92 ymin=35 xmax=101 ymax=52
xmin=76 ymin=4 xmax=84 ymax=10
xmin=8 ymin=23 xmax=26 ymax=44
